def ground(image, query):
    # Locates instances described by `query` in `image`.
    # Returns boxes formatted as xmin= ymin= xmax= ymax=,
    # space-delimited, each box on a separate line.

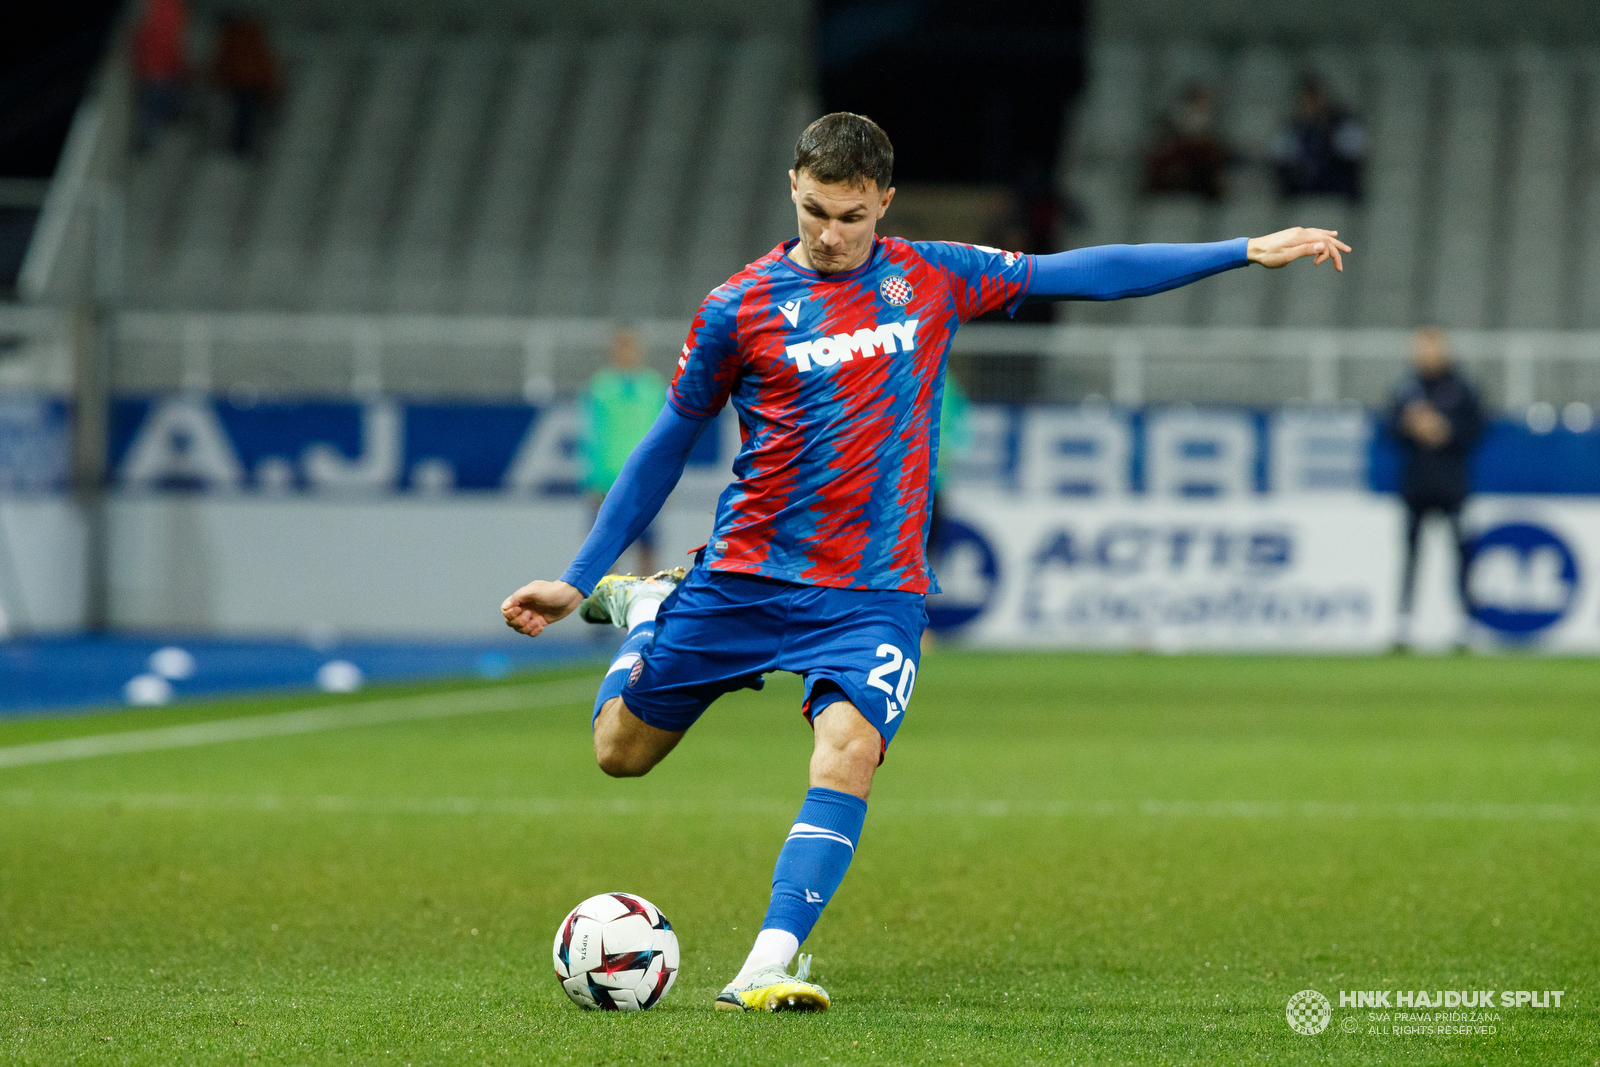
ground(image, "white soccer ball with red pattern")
xmin=552 ymin=892 xmax=679 ymax=1011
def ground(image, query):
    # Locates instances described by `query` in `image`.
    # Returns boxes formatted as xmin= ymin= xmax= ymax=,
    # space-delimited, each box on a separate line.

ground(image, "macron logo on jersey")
xmin=973 ymin=244 xmax=1022 ymax=268
xmin=785 ymin=319 xmax=919 ymax=374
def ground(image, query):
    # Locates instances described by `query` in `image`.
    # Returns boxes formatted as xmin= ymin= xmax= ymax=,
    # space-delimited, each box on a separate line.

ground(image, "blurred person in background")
xmin=1388 ymin=327 xmax=1484 ymax=649
xmin=929 ymin=369 xmax=971 ymax=561
xmin=132 ymin=0 xmax=189 ymax=153
xmin=211 ymin=12 xmax=279 ymax=158
xmin=923 ymin=370 xmax=971 ymax=652
xmin=1273 ymin=74 xmax=1366 ymax=201
xmin=580 ymin=328 xmax=666 ymax=577
xmin=1143 ymin=82 xmax=1230 ymax=201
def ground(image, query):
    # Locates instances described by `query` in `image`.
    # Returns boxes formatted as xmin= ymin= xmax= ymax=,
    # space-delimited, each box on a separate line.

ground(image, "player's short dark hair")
xmin=793 ymin=112 xmax=894 ymax=191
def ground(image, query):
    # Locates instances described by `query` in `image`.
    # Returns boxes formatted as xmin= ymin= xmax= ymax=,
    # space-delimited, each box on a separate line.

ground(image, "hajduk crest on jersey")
xmin=879 ymin=275 xmax=914 ymax=306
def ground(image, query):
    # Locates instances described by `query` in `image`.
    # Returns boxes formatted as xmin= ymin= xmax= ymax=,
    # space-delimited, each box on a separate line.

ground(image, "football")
xmin=552 ymin=892 xmax=680 ymax=1011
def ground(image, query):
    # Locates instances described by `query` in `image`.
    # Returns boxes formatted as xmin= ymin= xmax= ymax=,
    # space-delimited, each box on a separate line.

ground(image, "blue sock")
xmin=761 ymin=787 xmax=869 ymax=943
xmin=593 ymin=622 xmax=654 ymax=726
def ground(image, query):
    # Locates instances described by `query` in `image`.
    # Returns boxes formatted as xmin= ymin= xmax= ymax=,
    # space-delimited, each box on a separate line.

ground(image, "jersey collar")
xmin=776 ymin=236 xmax=883 ymax=282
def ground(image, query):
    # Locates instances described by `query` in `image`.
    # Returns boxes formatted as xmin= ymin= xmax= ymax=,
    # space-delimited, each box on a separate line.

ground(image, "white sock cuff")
xmin=735 ymin=928 xmax=800 ymax=983
xmin=626 ymin=596 xmax=662 ymax=630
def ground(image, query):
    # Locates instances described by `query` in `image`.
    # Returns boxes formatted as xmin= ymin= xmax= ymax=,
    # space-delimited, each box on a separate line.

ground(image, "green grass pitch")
xmin=1 ymin=651 xmax=1596 ymax=1065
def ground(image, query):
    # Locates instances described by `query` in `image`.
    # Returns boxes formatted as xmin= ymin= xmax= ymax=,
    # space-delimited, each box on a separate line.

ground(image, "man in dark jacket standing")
xmin=1388 ymin=327 xmax=1484 ymax=646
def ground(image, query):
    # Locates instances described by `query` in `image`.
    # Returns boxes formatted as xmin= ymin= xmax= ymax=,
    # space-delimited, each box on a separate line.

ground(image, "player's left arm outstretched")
xmin=1019 ymin=226 xmax=1348 ymax=304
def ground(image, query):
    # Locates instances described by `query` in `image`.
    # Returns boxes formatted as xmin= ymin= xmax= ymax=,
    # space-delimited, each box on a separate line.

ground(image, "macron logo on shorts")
xmin=785 ymin=319 xmax=918 ymax=374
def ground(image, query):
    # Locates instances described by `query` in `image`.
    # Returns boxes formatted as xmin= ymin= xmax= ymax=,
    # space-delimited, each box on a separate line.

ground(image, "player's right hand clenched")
xmin=501 ymin=580 xmax=584 ymax=637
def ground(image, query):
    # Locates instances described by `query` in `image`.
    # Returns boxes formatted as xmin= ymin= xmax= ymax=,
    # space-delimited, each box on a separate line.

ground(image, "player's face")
xmin=789 ymin=170 xmax=895 ymax=274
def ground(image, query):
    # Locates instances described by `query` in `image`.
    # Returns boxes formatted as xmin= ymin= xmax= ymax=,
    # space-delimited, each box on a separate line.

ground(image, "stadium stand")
xmin=121 ymin=29 xmax=811 ymax=320
xmin=110 ymin=22 xmax=1600 ymax=340
xmin=12 ymin=5 xmax=1600 ymax=414
xmin=1063 ymin=38 xmax=1600 ymax=333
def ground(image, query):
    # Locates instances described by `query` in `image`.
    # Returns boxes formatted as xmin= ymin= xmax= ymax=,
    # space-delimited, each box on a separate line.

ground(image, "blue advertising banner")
xmin=104 ymin=397 xmax=723 ymax=494
xmin=0 ymin=395 xmax=71 ymax=493
xmin=0 ymin=394 xmax=1585 ymax=498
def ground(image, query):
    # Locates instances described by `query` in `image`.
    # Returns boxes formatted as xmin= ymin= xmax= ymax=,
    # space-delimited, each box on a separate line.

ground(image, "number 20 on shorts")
xmin=865 ymin=643 xmax=917 ymax=715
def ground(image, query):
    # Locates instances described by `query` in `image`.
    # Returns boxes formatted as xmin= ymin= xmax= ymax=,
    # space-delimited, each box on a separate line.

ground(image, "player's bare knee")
xmin=592 ymin=700 xmax=644 ymax=777
xmin=829 ymin=733 xmax=880 ymax=775
xmin=593 ymin=732 xmax=653 ymax=778
xmin=595 ymin=743 xmax=650 ymax=778
xmin=592 ymin=698 xmax=675 ymax=778
xmin=810 ymin=702 xmax=881 ymax=795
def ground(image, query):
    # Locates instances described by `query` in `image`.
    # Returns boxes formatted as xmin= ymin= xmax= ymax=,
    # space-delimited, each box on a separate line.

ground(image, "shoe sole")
xmin=714 ymin=985 xmax=830 ymax=1013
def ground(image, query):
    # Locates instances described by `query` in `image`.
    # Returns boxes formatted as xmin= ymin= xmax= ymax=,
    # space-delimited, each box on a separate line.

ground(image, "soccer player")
xmin=502 ymin=113 xmax=1349 ymax=1012
xmin=579 ymin=327 xmax=667 ymax=575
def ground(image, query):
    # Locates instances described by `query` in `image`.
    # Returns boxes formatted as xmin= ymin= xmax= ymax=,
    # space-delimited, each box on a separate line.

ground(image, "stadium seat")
xmin=1503 ymin=49 xmax=1575 ymax=329
xmin=606 ymin=37 xmax=716 ymax=320
xmin=1353 ymin=44 xmax=1429 ymax=328
xmin=125 ymin=124 xmax=200 ymax=309
xmin=461 ymin=36 xmax=574 ymax=315
xmin=311 ymin=36 xmax=433 ymax=312
xmin=676 ymin=38 xmax=789 ymax=313
xmin=389 ymin=36 xmax=503 ymax=313
xmin=1068 ymin=39 xmax=1149 ymax=175
xmin=239 ymin=35 xmax=360 ymax=310
xmin=1425 ymin=48 xmax=1505 ymax=329
xmin=1579 ymin=51 xmax=1600 ymax=330
xmin=1148 ymin=40 xmax=1224 ymax=128
xmin=1222 ymin=44 xmax=1293 ymax=166
xmin=164 ymin=154 xmax=251 ymax=309
xmin=531 ymin=34 xmax=650 ymax=317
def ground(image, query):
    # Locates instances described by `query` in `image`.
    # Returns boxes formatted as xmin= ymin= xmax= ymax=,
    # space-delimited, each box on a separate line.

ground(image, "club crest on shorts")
xmin=879 ymin=275 xmax=914 ymax=306
xmin=627 ymin=659 xmax=644 ymax=687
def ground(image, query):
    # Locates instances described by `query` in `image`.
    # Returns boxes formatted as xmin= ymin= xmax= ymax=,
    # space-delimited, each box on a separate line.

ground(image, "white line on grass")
xmin=0 ymin=791 xmax=1594 ymax=823
xmin=0 ymin=679 xmax=595 ymax=769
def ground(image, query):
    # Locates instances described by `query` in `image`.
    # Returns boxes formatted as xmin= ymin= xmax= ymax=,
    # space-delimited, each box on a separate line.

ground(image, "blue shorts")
xmin=620 ymin=566 xmax=927 ymax=750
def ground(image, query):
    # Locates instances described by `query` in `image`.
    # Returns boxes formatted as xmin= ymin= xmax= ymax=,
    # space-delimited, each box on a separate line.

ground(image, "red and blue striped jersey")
xmin=669 ymin=235 xmax=1030 ymax=593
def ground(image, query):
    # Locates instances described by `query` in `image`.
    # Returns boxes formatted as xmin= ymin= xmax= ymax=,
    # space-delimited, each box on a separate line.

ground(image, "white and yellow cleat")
xmin=714 ymin=954 xmax=830 ymax=1013
xmin=578 ymin=568 xmax=686 ymax=628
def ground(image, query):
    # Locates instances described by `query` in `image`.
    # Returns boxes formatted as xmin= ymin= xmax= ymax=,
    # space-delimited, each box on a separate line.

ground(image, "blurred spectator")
xmin=1142 ymin=83 xmax=1230 ymax=201
xmin=580 ymin=329 xmax=667 ymax=576
xmin=132 ymin=0 xmax=189 ymax=153
xmin=928 ymin=371 xmax=972 ymax=559
xmin=924 ymin=371 xmax=971 ymax=651
xmin=1387 ymin=328 xmax=1484 ymax=647
xmin=211 ymin=13 xmax=280 ymax=158
xmin=1272 ymin=74 xmax=1366 ymax=201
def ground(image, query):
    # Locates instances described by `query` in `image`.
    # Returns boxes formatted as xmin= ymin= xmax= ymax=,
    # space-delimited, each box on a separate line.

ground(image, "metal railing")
xmin=0 ymin=305 xmax=76 ymax=393
xmin=97 ymin=312 xmax=1600 ymax=414
xmin=6 ymin=306 xmax=1600 ymax=414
